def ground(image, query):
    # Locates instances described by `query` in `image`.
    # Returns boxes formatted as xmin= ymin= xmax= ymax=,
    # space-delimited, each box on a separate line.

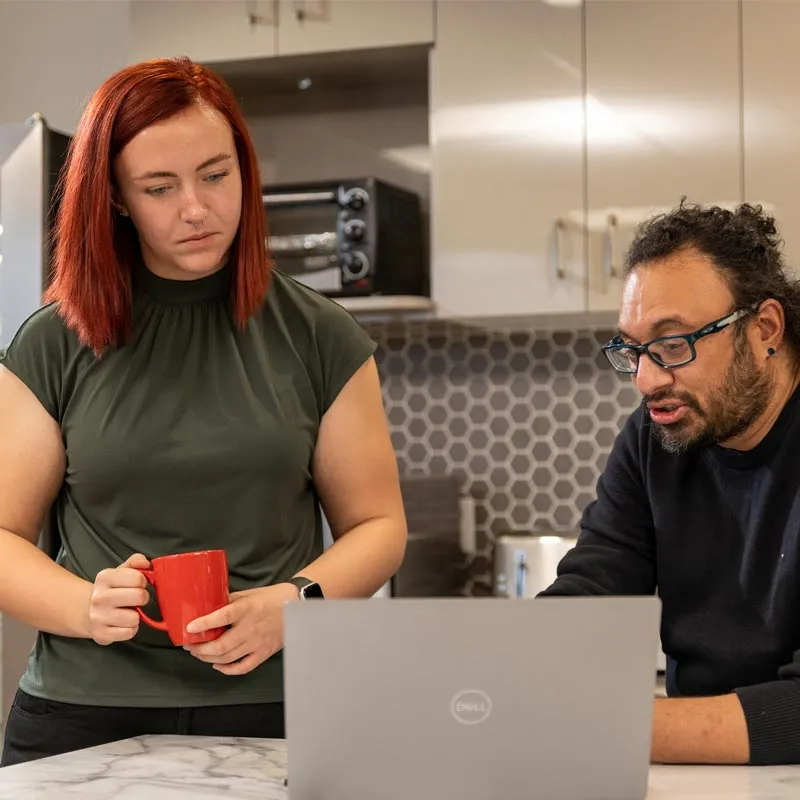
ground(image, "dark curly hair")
xmin=625 ymin=200 xmax=800 ymax=353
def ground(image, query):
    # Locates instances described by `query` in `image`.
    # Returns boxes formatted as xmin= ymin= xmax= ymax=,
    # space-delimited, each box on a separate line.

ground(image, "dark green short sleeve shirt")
xmin=0 ymin=265 xmax=376 ymax=707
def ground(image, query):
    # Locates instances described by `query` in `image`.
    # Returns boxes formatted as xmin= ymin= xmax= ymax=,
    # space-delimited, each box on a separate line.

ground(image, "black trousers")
xmin=1 ymin=689 xmax=285 ymax=767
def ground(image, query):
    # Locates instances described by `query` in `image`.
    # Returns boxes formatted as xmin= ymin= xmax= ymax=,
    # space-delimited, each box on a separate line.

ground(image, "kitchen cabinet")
xmin=430 ymin=0 xmax=586 ymax=318
xmin=130 ymin=0 xmax=278 ymax=64
xmin=742 ymin=1 xmax=800 ymax=277
xmin=584 ymin=0 xmax=742 ymax=312
xmin=276 ymin=0 xmax=434 ymax=57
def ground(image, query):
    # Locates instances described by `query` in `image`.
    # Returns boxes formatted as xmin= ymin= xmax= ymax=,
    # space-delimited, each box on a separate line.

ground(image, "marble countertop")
xmin=0 ymin=735 xmax=799 ymax=799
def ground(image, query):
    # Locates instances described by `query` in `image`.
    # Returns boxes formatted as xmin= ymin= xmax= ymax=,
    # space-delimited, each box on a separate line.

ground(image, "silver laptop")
xmin=283 ymin=596 xmax=661 ymax=800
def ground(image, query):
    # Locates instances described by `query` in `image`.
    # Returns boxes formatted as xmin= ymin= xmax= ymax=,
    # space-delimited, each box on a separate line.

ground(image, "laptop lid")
xmin=283 ymin=596 xmax=660 ymax=800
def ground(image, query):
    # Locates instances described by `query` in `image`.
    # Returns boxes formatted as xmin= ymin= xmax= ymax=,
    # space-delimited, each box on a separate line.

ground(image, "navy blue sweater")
xmin=540 ymin=388 xmax=800 ymax=765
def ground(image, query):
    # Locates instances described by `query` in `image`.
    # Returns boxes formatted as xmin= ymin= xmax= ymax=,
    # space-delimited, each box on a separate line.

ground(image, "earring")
xmin=768 ymin=347 xmax=776 ymax=356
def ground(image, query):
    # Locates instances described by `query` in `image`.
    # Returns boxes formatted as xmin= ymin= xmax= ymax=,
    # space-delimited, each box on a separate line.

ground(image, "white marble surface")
xmin=0 ymin=735 xmax=798 ymax=799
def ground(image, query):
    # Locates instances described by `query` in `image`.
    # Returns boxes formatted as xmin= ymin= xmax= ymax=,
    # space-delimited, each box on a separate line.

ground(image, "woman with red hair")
xmin=0 ymin=57 xmax=407 ymax=766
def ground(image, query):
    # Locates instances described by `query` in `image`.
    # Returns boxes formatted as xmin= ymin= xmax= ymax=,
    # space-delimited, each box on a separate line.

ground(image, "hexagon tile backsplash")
xmin=361 ymin=319 xmax=641 ymax=596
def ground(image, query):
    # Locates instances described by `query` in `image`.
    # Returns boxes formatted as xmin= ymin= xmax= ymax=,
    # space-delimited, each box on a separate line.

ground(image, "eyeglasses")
xmin=601 ymin=308 xmax=752 ymax=374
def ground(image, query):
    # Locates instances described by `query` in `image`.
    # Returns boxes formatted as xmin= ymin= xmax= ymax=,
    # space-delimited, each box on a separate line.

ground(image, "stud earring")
xmin=768 ymin=347 xmax=776 ymax=356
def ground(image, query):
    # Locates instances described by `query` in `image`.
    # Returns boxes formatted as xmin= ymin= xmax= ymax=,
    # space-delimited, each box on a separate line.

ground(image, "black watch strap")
xmin=284 ymin=576 xmax=324 ymax=599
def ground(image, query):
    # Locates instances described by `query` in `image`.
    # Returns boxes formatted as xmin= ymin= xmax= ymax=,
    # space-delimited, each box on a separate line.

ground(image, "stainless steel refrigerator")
xmin=0 ymin=113 xmax=71 ymax=350
xmin=0 ymin=113 xmax=71 ymax=737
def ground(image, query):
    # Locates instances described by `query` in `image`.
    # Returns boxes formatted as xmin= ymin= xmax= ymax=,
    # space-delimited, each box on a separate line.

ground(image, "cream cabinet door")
xmin=276 ymin=0 xmax=434 ymax=57
xmin=743 ymin=1 xmax=800 ymax=278
xmin=130 ymin=1 xmax=278 ymax=64
xmin=585 ymin=0 xmax=742 ymax=313
xmin=430 ymin=0 xmax=585 ymax=318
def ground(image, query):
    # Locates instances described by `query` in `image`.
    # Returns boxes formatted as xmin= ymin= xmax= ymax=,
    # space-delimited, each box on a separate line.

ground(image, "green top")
xmin=0 ymin=264 xmax=376 ymax=707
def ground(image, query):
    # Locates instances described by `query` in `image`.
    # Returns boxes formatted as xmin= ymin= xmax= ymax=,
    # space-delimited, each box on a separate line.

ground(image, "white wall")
xmin=245 ymin=104 xmax=430 ymax=202
xmin=0 ymin=0 xmax=131 ymax=133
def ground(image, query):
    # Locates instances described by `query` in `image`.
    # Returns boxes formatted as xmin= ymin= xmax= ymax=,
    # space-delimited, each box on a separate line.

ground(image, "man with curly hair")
xmin=541 ymin=202 xmax=800 ymax=766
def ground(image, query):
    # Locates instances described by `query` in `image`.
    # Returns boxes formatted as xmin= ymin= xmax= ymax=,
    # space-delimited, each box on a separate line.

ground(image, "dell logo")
xmin=450 ymin=690 xmax=492 ymax=725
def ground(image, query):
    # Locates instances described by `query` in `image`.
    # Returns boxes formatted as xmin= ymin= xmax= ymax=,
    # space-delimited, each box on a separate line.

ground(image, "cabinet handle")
xmin=554 ymin=218 xmax=567 ymax=280
xmin=605 ymin=212 xmax=620 ymax=279
xmin=246 ymin=0 xmax=277 ymax=26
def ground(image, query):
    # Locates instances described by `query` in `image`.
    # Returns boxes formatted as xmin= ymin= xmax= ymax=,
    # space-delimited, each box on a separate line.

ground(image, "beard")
xmin=645 ymin=335 xmax=773 ymax=455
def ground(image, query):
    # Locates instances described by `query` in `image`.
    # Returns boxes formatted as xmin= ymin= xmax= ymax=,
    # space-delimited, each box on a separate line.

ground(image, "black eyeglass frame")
xmin=601 ymin=307 xmax=754 ymax=374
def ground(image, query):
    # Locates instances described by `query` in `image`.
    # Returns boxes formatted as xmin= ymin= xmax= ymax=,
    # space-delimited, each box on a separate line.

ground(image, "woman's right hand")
xmin=88 ymin=553 xmax=151 ymax=645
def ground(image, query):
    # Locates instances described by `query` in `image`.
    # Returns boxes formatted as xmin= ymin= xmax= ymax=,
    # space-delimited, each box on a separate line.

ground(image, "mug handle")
xmin=134 ymin=568 xmax=168 ymax=632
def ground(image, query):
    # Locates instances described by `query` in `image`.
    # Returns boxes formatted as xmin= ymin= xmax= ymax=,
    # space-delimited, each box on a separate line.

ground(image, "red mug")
xmin=134 ymin=550 xmax=229 ymax=646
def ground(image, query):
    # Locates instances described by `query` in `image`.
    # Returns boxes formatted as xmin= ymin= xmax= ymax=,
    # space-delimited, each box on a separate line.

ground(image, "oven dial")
xmin=341 ymin=251 xmax=369 ymax=281
xmin=343 ymin=219 xmax=366 ymax=241
xmin=340 ymin=188 xmax=368 ymax=211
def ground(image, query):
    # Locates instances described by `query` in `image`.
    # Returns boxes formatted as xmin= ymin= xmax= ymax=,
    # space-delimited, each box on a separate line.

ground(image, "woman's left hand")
xmin=185 ymin=583 xmax=298 ymax=675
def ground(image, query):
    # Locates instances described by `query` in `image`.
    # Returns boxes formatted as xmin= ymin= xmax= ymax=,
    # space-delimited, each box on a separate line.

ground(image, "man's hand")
xmin=185 ymin=583 xmax=299 ymax=676
xmin=651 ymin=695 xmax=750 ymax=764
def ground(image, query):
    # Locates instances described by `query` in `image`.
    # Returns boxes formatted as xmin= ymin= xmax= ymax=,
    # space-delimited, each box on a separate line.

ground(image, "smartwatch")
xmin=284 ymin=576 xmax=325 ymax=600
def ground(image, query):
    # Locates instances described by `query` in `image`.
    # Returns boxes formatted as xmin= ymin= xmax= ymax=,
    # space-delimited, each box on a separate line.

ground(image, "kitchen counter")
xmin=0 ymin=735 xmax=798 ymax=799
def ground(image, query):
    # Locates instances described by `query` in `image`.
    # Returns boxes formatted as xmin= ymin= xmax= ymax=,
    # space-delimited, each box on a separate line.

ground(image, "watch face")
xmin=300 ymin=582 xmax=325 ymax=599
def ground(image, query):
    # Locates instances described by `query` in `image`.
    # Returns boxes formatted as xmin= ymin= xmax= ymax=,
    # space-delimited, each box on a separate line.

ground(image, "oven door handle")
xmin=262 ymin=190 xmax=337 ymax=206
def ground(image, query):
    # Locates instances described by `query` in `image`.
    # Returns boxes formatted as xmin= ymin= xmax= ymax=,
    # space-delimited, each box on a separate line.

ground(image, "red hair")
xmin=45 ymin=57 xmax=271 ymax=353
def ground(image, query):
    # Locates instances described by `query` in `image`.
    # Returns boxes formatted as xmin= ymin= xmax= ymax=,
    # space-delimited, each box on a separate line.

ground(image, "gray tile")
xmin=553 ymin=428 xmax=574 ymax=449
xmin=512 ymin=505 xmax=534 ymax=526
xmin=490 ymin=417 xmax=510 ymax=437
xmin=429 ymin=430 xmax=447 ymax=451
xmin=533 ymin=442 xmax=552 ymax=461
xmin=509 ymin=376 xmax=530 ymax=399
xmin=574 ymin=416 xmax=595 ymax=435
xmin=554 ymin=480 xmax=574 ymax=500
xmin=532 ymin=390 xmax=552 ymax=410
xmin=490 ymin=391 xmax=511 ymax=411
xmin=616 ymin=386 xmax=639 ymax=408
xmin=469 ymin=405 xmax=490 ymax=425
xmin=428 ymin=455 xmax=449 ymax=475
xmin=490 ymin=493 xmax=510 ymax=513
xmin=552 ymin=377 xmax=573 ymax=398
xmin=449 ymin=442 xmax=469 ymax=463
xmin=533 ymin=494 xmax=553 ymax=512
xmin=574 ymin=440 xmax=596 ymax=461
xmin=450 ymin=391 xmax=469 ymax=412
xmin=511 ymin=454 xmax=531 ymax=474
xmin=532 ymin=339 xmax=552 ymax=360
xmin=552 ymin=351 xmax=574 ymax=372
xmin=391 ymin=430 xmax=408 ymax=450
xmin=492 ymin=467 xmax=511 ymax=488
xmin=388 ymin=406 xmax=408 ymax=426
xmin=533 ymin=416 xmax=552 ymax=436
xmin=575 ymin=466 xmax=596 ymax=488
xmin=408 ymin=418 xmax=428 ymax=439
xmin=408 ymin=443 xmax=427 ymax=464
xmin=512 ymin=479 xmax=530 ymax=500
xmin=509 ymin=332 xmax=531 ymax=348
xmin=472 ymin=379 xmax=491 ymax=400
xmin=427 ymin=354 xmax=447 ymax=376
xmin=449 ymin=417 xmax=468 ymax=438
xmin=408 ymin=392 xmax=427 ymax=413
xmin=511 ymin=403 xmax=531 ymax=424
xmin=554 ymin=504 xmax=575 ymax=527
xmin=429 ymin=405 xmax=447 ymax=426
xmin=469 ymin=353 xmax=490 ymax=373
xmin=489 ymin=341 xmax=510 ymax=361
xmin=470 ymin=454 xmax=490 ymax=475
xmin=553 ymin=402 xmax=574 ymax=423
xmin=596 ymin=428 xmax=616 ymax=447
xmin=554 ymin=454 xmax=575 ymax=475
xmin=510 ymin=352 xmax=532 ymax=372
xmin=533 ymin=466 xmax=553 ymax=487
xmin=490 ymin=441 xmax=511 ymax=462
xmin=511 ymin=429 xmax=532 ymax=449
xmin=596 ymin=402 xmax=616 ymax=423
xmin=574 ymin=389 xmax=594 ymax=410
xmin=469 ymin=429 xmax=489 ymax=449
xmin=573 ymin=337 xmax=595 ymax=359
xmin=574 ymin=364 xmax=595 ymax=383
